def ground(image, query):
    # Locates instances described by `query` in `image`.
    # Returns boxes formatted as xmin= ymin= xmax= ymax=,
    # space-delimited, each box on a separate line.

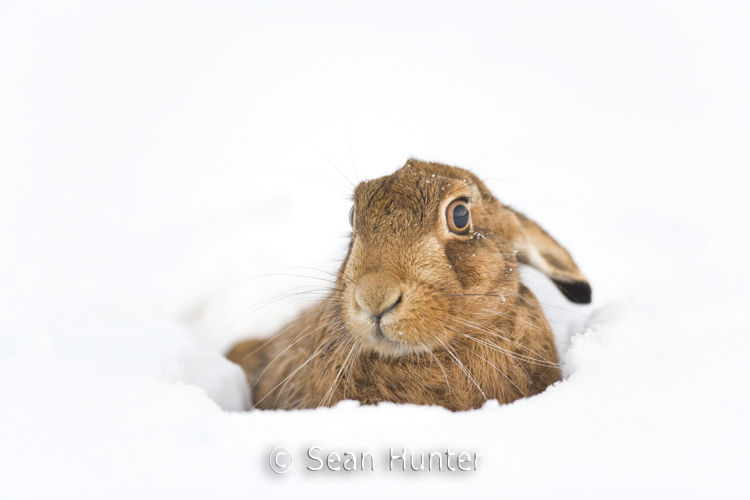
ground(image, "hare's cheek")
xmin=444 ymin=239 xmax=491 ymax=289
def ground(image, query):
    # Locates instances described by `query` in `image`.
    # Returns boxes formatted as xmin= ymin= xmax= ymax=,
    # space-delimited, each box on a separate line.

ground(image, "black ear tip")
xmin=554 ymin=280 xmax=592 ymax=304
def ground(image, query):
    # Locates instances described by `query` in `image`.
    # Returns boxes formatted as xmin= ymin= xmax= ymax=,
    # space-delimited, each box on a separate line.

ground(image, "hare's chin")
xmin=362 ymin=332 xmax=433 ymax=358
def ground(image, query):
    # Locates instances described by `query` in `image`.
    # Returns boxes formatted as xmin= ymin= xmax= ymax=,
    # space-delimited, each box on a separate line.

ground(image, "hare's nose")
xmin=355 ymin=273 xmax=403 ymax=320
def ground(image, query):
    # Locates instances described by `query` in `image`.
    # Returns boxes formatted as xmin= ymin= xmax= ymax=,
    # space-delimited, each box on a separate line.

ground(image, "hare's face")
xmin=340 ymin=160 xmax=521 ymax=358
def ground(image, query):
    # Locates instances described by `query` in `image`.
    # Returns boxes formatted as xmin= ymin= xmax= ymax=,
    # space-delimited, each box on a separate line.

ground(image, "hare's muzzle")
xmin=354 ymin=272 xmax=403 ymax=323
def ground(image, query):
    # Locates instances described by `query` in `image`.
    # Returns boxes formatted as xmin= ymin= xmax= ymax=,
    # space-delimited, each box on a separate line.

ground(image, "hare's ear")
xmin=510 ymin=210 xmax=592 ymax=304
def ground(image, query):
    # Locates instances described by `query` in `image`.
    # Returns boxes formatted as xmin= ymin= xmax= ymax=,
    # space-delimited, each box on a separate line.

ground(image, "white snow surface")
xmin=1 ymin=1 xmax=749 ymax=499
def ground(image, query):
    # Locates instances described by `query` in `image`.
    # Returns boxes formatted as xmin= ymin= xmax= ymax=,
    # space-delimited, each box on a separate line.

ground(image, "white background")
xmin=1 ymin=1 xmax=749 ymax=499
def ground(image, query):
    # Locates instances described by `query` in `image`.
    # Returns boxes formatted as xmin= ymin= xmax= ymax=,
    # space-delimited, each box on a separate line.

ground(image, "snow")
xmin=1 ymin=1 xmax=749 ymax=498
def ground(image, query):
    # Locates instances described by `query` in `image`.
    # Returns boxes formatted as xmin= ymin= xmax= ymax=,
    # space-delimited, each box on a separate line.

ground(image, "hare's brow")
xmin=442 ymin=179 xmax=475 ymax=198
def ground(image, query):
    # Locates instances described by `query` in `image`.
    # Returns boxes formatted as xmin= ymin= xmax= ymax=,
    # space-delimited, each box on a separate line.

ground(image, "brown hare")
xmin=227 ymin=159 xmax=590 ymax=411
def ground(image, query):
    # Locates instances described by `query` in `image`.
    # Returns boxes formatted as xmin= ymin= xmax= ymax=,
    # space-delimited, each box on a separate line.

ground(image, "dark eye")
xmin=446 ymin=199 xmax=470 ymax=233
xmin=349 ymin=205 xmax=355 ymax=227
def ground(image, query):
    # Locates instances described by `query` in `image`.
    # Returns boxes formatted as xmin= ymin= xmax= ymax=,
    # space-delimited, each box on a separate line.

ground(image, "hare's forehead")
xmin=353 ymin=174 xmax=478 ymax=216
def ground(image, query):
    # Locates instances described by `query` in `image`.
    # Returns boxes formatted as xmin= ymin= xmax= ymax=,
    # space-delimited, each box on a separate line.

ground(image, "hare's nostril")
xmin=379 ymin=293 xmax=402 ymax=319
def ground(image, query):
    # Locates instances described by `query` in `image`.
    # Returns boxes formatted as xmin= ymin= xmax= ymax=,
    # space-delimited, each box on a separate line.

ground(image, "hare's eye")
xmin=348 ymin=205 xmax=355 ymax=227
xmin=446 ymin=200 xmax=471 ymax=234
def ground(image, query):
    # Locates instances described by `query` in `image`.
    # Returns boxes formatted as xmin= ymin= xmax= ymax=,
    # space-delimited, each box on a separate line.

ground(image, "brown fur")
xmin=226 ymin=159 xmax=590 ymax=411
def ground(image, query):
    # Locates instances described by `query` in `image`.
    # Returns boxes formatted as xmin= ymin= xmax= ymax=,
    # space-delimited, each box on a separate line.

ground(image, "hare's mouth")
xmin=358 ymin=321 xmax=433 ymax=358
xmin=372 ymin=324 xmax=392 ymax=342
xmin=362 ymin=319 xmax=402 ymax=346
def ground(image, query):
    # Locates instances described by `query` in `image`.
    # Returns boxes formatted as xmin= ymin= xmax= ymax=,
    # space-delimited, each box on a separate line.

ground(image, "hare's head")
xmin=339 ymin=159 xmax=590 ymax=357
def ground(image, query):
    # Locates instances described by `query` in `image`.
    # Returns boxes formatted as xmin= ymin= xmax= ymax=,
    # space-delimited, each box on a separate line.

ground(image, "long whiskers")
xmin=428 ymin=350 xmax=451 ymax=395
xmin=252 ymin=317 xmax=345 ymax=389
xmin=446 ymin=315 xmax=560 ymax=368
xmin=320 ymin=338 xmax=359 ymax=407
xmin=251 ymin=328 xmax=345 ymax=410
xmin=207 ymin=287 xmax=342 ymax=346
xmin=458 ymin=340 xmax=527 ymax=397
xmin=435 ymin=333 xmax=487 ymax=401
